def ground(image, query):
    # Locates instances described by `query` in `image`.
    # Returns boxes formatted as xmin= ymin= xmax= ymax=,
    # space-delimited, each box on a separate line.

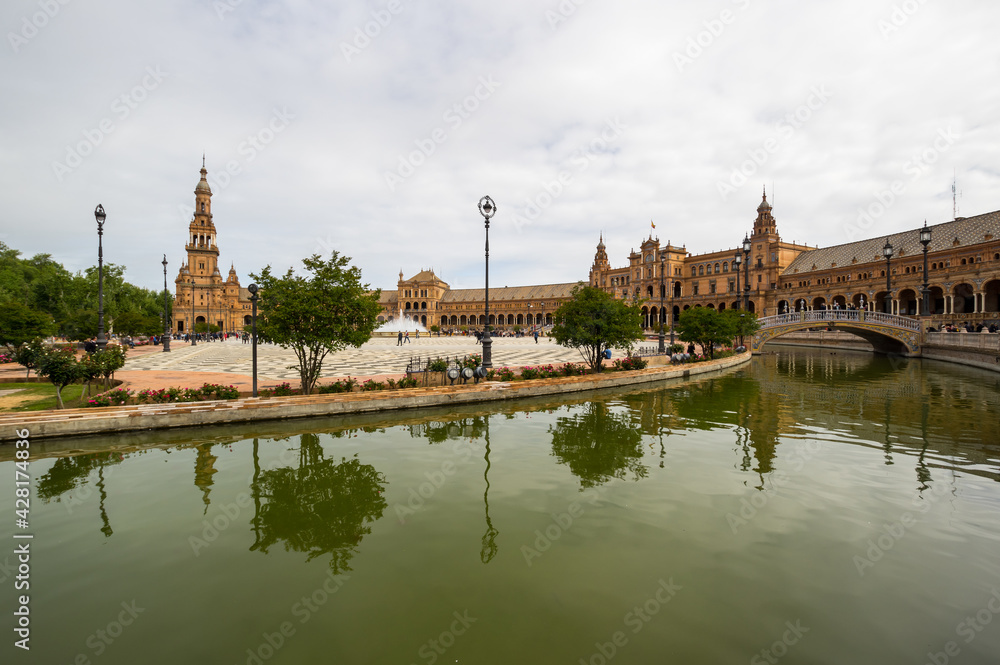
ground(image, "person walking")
xmin=533 ymin=330 xmax=539 ymax=344
xmin=397 ymin=331 xmax=403 ymax=346
xmin=404 ymin=331 xmax=410 ymax=344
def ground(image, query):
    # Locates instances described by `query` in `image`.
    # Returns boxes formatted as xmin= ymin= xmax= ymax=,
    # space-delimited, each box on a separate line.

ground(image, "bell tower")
xmin=752 ymin=187 xmax=779 ymax=239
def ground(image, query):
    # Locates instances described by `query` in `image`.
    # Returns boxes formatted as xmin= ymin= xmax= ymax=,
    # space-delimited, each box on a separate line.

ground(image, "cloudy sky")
xmin=3 ymin=0 xmax=998 ymax=293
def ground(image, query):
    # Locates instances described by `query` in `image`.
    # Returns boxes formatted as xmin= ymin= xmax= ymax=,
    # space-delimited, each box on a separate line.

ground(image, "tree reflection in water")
xmin=37 ymin=451 xmax=124 ymax=537
xmin=250 ymin=433 xmax=387 ymax=573
xmin=549 ymin=402 xmax=648 ymax=488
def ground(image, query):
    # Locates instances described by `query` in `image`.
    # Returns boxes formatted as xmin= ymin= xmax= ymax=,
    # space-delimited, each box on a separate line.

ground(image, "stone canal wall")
xmin=0 ymin=352 xmax=751 ymax=442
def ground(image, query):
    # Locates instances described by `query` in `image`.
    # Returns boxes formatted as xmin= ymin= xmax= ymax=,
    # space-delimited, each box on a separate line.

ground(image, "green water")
xmin=3 ymin=348 xmax=1000 ymax=665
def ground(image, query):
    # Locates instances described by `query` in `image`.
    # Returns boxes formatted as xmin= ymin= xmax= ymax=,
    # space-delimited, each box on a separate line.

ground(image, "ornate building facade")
xmin=588 ymin=190 xmax=1000 ymax=326
xmin=377 ymin=269 xmax=576 ymax=331
xmin=173 ymin=162 xmax=252 ymax=334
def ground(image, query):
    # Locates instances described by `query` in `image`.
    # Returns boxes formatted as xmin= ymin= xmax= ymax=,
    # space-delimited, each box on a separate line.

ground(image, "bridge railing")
xmin=758 ymin=310 xmax=921 ymax=331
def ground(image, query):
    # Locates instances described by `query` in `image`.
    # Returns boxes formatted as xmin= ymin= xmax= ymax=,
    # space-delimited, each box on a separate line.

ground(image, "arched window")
xmin=723 ymin=262 xmax=728 ymax=272
xmin=698 ymin=266 xmax=704 ymax=276
xmin=714 ymin=263 xmax=720 ymax=274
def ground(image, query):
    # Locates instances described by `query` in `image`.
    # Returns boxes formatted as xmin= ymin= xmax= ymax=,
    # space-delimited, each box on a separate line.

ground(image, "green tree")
xmin=675 ymin=307 xmax=736 ymax=359
xmin=38 ymin=347 xmax=81 ymax=409
xmin=550 ymin=284 xmax=643 ymax=372
xmin=251 ymin=252 xmax=382 ymax=395
xmin=724 ymin=309 xmax=760 ymax=348
xmin=13 ymin=338 xmax=46 ymax=379
xmin=0 ymin=301 xmax=55 ymax=353
xmin=93 ymin=345 xmax=128 ymax=390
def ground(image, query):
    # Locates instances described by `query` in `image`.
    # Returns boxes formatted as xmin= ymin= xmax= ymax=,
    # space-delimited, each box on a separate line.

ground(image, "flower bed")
xmin=85 ymin=383 xmax=240 ymax=407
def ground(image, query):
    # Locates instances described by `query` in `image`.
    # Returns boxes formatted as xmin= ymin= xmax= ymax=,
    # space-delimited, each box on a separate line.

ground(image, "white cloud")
xmin=2 ymin=0 xmax=998 ymax=292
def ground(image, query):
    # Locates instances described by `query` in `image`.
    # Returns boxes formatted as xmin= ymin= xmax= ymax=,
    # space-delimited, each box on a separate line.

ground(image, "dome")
xmin=757 ymin=188 xmax=771 ymax=212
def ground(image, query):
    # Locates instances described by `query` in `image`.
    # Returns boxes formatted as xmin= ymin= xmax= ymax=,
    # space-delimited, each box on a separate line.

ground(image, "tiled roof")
xmin=379 ymin=291 xmax=398 ymax=304
xmin=404 ymin=269 xmax=448 ymax=285
xmin=782 ymin=210 xmax=1000 ymax=275
xmin=440 ymin=282 xmax=580 ymax=303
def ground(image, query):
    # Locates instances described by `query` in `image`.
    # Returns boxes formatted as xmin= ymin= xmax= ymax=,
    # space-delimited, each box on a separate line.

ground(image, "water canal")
xmin=3 ymin=347 xmax=1000 ymax=664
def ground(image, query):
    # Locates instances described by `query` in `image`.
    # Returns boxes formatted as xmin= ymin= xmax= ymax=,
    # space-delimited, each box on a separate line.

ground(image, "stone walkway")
xmin=122 ymin=336 xmax=593 ymax=380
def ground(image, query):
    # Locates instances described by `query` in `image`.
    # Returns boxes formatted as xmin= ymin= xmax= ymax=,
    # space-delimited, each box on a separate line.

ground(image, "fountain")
xmin=374 ymin=309 xmax=429 ymax=337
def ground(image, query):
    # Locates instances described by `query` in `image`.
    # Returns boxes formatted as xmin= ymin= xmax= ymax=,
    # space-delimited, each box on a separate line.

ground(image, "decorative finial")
xmin=202 ymin=153 xmax=205 ymax=168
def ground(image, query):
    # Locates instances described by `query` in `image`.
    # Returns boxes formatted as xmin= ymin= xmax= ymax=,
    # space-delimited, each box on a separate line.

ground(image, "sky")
xmin=2 ymin=0 xmax=998 ymax=293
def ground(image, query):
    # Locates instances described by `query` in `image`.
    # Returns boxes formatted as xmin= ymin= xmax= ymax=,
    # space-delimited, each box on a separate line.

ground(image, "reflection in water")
xmin=250 ymin=433 xmax=388 ymax=573
xmin=37 ymin=451 xmax=125 ymax=537
xmin=480 ymin=417 xmax=499 ymax=564
xmin=549 ymin=402 xmax=648 ymax=488
xmin=194 ymin=443 xmax=219 ymax=514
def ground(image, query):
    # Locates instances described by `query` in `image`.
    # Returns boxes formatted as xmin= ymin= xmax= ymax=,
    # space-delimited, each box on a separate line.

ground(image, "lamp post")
xmin=742 ymin=234 xmax=751 ymax=312
xmin=883 ymin=238 xmax=894 ymax=314
xmin=94 ymin=204 xmax=108 ymax=350
xmin=248 ymin=283 xmax=259 ymax=397
xmin=734 ymin=251 xmax=742 ymax=310
xmin=658 ymin=256 xmax=666 ymax=353
xmin=478 ymin=195 xmax=496 ymax=368
xmin=919 ymin=221 xmax=932 ymax=316
xmin=161 ymin=255 xmax=171 ymax=352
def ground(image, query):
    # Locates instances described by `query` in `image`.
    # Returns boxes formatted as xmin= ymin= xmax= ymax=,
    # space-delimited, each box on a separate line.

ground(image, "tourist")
xmin=397 ymin=331 xmax=403 ymax=346
xmin=404 ymin=331 xmax=410 ymax=343
xmin=534 ymin=330 xmax=539 ymax=344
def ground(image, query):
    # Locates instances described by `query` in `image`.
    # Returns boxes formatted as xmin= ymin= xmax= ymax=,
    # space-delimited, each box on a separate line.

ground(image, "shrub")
xmin=0 ymin=353 xmax=14 ymax=363
xmin=428 ymin=357 xmax=449 ymax=372
xmin=520 ymin=366 xmax=540 ymax=380
xmin=385 ymin=378 xmax=397 ymax=389
xmin=362 ymin=379 xmax=385 ymax=391
xmin=137 ymin=388 xmax=171 ymax=404
xmin=668 ymin=343 xmax=685 ymax=354
xmin=462 ymin=354 xmax=482 ymax=369
xmin=396 ymin=377 xmax=418 ymax=389
xmin=560 ymin=362 xmax=588 ymax=376
xmin=492 ymin=367 xmax=516 ymax=381
xmin=200 ymin=383 xmax=240 ymax=400
xmin=86 ymin=388 xmax=133 ymax=408
xmin=273 ymin=382 xmax=296 ymax=396
xmin=536 ymin=364 xmax=560 ymax=379
xmin=612 ymin=356 xmax=648 ymax=371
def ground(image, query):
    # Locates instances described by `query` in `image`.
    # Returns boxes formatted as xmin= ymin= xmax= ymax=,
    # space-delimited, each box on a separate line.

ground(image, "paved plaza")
xmin=122 ymin=335 xmax=610 ymax=380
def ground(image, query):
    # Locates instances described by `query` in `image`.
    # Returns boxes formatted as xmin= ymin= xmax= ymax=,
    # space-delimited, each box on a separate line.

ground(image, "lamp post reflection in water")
xmin=481 ymin=416 xmax=498 ymax=564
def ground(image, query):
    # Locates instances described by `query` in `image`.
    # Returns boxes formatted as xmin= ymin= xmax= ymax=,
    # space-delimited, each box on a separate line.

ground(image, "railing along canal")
xmin=758 ymin=310 xmax=922 ymax=331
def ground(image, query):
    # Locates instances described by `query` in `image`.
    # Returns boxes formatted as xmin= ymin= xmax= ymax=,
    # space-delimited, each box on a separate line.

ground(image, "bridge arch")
xmin=751 ymin=310 xmax=921 ymax=356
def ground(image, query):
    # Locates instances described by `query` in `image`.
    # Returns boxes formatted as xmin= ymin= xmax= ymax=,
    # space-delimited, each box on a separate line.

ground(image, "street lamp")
xmin=94 ymin=204 xmax=108 ymax=350
xmin=248 ymin=283 xmax=259 ymax=397
xmin=658 ymin=256 xmax=666 ymax=353
xmin=162 ymin=255 xmax=171 ymax=352
xmin=734 ymin=251 xmax=742 ymax=310
xmin=478 ymin=195 xmax=496 ymax=368
xmin=742 ymin=234 xmax=751 ymax=312
xmin=919 ymin=221 xmax=932 ymax=316
xmin=883 ymin=238 xmax=894 ymax=314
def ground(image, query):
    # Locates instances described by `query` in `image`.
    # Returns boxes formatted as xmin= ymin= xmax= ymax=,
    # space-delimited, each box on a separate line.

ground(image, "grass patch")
xmin=0 ymin=382 xmax=92 ymax=411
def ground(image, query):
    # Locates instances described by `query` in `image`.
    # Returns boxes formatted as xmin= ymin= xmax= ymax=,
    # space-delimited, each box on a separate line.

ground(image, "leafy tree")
xmin=13 ymin=338 xmax=46 ymax=379
xmin=675 ymin=307 xmax=736 ymax=359
xmin=94 ymin=345 xmax=127 ymax=390
xmin=550 ymin=284 xmax=643 ymax=372
xmin=0 ymin=300 xmax=55 ymax=353
xmin=251 ymin=252 xmax=382 ymax=395
xmin=724 ymin=309 xmax=760 ymax=348
xmin=78 ymin=352 xmax=103 ymax=399
xmin=550 ymin=402 xmax=648 ymax=488
xmin=38 ymin=347 xmax=81 ymax=409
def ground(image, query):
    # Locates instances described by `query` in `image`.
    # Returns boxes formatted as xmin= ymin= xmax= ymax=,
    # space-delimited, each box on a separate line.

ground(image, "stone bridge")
xmin=751 ymin=310 xmax=923 ymax=356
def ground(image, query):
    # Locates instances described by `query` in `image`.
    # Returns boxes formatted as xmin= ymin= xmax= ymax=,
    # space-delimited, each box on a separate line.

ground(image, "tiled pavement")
xmin=121 ymin=336 xmax=607 ymax=380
